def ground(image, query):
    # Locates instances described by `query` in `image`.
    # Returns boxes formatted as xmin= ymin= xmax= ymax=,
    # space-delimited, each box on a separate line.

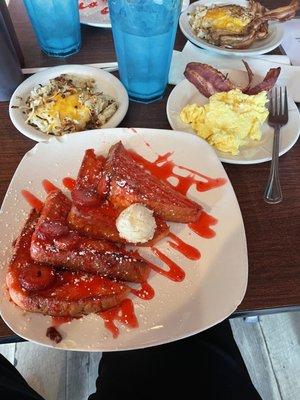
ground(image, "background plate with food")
xmin=167 ymin=66 xmax=300 ymax=164
xmin=79 ymin=0 xmax=190 ymax=29
xmin=0 ymin=128 xmax=247 ymax=351
xmin=9 ymin=65 xmax=129 ymax=142
xmin=179 ymin=0 xmax=299 ymax=56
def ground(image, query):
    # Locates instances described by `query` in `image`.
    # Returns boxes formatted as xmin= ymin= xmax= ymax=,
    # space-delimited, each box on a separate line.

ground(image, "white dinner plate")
xmin=167 ymin=69 xmax=300 ymax=164
xmin=79 ymin=0 xmax=190 ymax=29
xmin=9 ymin=65 xmax=129 ymax=142
xmin=179 ymin=0 xmax=284 ymax=57
xmin=0 ymin=128 xmax=247 ymax=351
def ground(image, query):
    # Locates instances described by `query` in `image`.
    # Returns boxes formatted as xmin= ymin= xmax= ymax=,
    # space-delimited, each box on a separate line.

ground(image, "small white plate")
xmin=79 ymin=0 xmax=190 ymax=29
xmin=179 ymin=0 xmax=284 ymax=57
xmin=0 ymin=128 xmax=247 ymax=351
xmin=9 ymin=65 xmax=129 ymax=142
xmin=167 ymin=69 xmax=300 ymax=164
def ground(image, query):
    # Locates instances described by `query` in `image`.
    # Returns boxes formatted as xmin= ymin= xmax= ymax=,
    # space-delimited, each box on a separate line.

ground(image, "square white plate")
xmin=0 ymin=128 xmax=247 ymax=351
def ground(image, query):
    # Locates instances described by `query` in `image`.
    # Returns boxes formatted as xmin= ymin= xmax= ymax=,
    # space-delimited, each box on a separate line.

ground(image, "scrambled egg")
xmin=201 ymin=7 xmax=251 ymax=34
xmin=180 ymin=89 xmax=268 ymax=155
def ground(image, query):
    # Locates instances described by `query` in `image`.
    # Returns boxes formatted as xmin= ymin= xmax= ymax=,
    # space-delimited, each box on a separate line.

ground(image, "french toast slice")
xmin=68 ymin=203 xmax=169 ymax=245
xmin=71 ymin=149 xmax=106 ymax=208
xmin=30 ymin=190 xmax=150 ymax=283
xmin=6 ymin=211 xmax=129 ymax=317
xmin=68 ymin=148 xmax=169 ymax=244
xmin=103 ymin=142 xmax=202 ymax=223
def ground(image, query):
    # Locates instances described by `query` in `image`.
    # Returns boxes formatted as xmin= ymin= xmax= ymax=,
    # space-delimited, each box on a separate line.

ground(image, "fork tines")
xmin=268 ymin=86 xmax=288 ymax=125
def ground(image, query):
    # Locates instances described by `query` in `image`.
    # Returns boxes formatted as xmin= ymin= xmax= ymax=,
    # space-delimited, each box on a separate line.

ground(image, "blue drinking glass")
xmin=108 ymin=0 xmax=182 ymax=103
xmin=23 ymin=0 xmax=81 ymax=57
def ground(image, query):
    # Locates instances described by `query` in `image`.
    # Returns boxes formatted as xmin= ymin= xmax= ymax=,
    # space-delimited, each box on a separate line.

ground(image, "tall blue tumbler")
xmin=23 ymin=0 xmax=81 ymax=57
xmin=108 ymin=0 xmax=182 ymax=103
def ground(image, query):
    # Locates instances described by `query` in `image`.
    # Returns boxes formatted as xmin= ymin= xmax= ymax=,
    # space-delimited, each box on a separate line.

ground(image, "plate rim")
xmin=179 ymin=0 xmax=284 ymax=57
xmin=9 ymin=64 xmax=129 ymax=142
xmin=166 ymin=71 xmax=300 ymax=165
xmin=0 ymin=128 xmax=248 ymax=351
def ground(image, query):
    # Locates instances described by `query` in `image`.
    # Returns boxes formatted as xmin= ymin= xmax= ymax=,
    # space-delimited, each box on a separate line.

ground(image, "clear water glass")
xmin=23 ymin=0 xmax=81 ymax=57
xmin=108 ymin=0 xmax=182 ymax=103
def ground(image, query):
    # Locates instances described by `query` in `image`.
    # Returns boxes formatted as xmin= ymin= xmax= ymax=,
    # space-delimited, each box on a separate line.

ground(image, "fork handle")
xmin=263 ymin=126 xmax=282 ymax=204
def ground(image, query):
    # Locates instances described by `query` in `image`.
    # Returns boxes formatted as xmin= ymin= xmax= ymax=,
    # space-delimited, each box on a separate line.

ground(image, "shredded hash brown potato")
xmin=22 ymin=74 xmax=118 ymax=136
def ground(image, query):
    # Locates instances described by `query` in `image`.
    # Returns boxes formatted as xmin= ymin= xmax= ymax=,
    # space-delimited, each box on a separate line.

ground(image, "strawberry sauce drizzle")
xmin=99 ymin=299 xmax=138 ymax=338
xmin=21 ymin=190 xmax=43 ymax=213
xmin=167 ymin=232 xmax=201 ymax=261
xmin=52 ymin=316 xmax=74 ymax=327
xmin=62 ymin=177 xmax=76 ymax=191
xmin=189 ymin=211 xmax=218 ymax=239
xmin=149 ymin=247 xmax=185 ymax=282
xmin=129 ymin=151 xmax=226 ymax=195
xmin=129 ymin=282 xmax=155 ymax=300
xmin=42 ymin=179 xmax=58 ymax=194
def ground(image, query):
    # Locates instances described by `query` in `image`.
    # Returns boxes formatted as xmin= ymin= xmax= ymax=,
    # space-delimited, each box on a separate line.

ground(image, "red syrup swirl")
xmin=167 ymin=232 xmax=201 ymax=261
xmin=188 ymin=211 xmax=218 ymax=239
xmin=62 ymin=177 xmax=76 ymax=191
xmin=149 ymin=247 xmax=185 ymax=282
xmin=128 ymin=150 xmax=226 ymax=195
xmin=99 ymin=299 xmax=138 ymax=338
xmin=129 ymin=281 xmax=155 ymax=300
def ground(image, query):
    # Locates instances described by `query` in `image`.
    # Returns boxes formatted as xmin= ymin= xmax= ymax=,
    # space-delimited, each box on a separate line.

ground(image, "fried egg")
xmin=201 ymin=6 xmax=252 ymax=34
xmin=189 ymin=4 xmax=254 ymax=40
xmin=180 ymin=89 xmax=268 ymax=155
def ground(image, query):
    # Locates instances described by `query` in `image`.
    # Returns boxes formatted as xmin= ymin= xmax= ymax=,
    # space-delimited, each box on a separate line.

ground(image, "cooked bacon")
xmin=242 ymin=60 xmax=254 ymax=93
xmin=215 ymin=0 xmax=299 ymax=49
xmin=262 ymin=0 xmax=299 ymax=22
xmin=184 ymin=63 xmax=235 ymax=98
xmin=245 ymin=67 xmax=281 ymax=95
xmin=218 ymin=17 xmax=269 ymax=49
xmin=184 ymin=62 xmax=281 ymax=97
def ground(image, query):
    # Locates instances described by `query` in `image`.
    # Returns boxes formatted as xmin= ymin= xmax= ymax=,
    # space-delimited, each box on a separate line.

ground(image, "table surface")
xmin=0 ymin=0 xmax=299 ymax=342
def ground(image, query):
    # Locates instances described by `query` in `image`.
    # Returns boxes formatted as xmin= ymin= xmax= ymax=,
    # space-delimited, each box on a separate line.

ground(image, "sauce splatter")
xmin=99 ymin=299 xmax=138 ymax=338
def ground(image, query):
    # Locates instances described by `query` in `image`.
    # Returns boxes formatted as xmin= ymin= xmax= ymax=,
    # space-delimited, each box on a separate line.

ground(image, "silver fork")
xmin=263 ymin=87 xmax=288 ymax=204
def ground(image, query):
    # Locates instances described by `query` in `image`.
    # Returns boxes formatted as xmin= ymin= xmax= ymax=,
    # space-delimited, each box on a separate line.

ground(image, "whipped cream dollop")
xmin=116 ymin=204 xmax=157 ymax=244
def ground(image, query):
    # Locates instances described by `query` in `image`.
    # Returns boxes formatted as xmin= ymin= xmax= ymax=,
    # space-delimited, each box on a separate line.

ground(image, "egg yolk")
xmin=203 ymin=8 xmax=251 ymax=33
xmin=50 ymin=94 xmax=90 ymax=123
